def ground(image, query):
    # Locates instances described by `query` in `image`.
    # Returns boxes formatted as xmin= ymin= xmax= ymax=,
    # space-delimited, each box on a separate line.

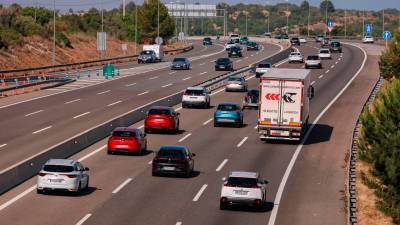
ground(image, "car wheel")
xmin=214 ymin=120 xmax=219 ymax=127
xmin=152 ymin=170 xmax=158 ymax=177
xmin=220 ymin=203 xmax=227 ymax=210
xmin=305 ymin=65 xmax=308 ymax=69
xmin=84 ymin=178 xmax=89 ymax=191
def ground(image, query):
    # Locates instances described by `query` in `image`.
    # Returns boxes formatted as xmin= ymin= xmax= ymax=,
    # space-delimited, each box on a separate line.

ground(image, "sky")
xmin=1 ymin=0 xmax=399 ymax=11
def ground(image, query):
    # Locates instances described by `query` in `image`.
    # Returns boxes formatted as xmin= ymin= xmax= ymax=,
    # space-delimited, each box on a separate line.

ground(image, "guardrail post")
xmin=76 ymin=70 xmax=80 ymax=80
xmin=96 ymin=69 xmax=100 ymax=77
xmin=117 ymin=68 xmax=120 ymax=77
xmin=87 ymin=70 xmax=91 ymax=78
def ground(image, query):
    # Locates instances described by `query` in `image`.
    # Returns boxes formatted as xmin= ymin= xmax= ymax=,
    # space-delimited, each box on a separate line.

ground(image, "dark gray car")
xmin=171 ymin=57 xmax=191 ymax=70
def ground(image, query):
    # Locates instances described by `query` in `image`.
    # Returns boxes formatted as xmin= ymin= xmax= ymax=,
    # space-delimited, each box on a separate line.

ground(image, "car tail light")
xmin=224 ymin=183 xmax=233 ymax=187
xmin=38 ymin=172 xmax=48 ymax=176
xmin=65 ymin=174 xmax=77 ymax=178
xmin=220 ymin=197 xmax=228 ymax=203
xmin=255 ymin=199 xmax=262 ymax=205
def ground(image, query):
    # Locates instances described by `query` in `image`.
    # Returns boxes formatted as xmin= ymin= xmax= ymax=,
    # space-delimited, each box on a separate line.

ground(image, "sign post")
xmin=97 ymin=32 xmax=107 ymax=58
xmin=382 ymin=31 xmax=392 ymax=48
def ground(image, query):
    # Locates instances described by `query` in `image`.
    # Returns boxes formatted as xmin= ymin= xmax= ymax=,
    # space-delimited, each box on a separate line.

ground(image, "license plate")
xmin=234 ymin=190 xmax=248 ymax=195
xmin=271 ymin=130 xmax=290 ymax=136
xmin=49 ymin=179 xmax=63 ymax=183
xmin=219 ymin=66 xmax=225 ymax=68
xmin=190 ymin=97 xmax=197 ymax=99
xmin=163 ymin=166 xmax=175 ymax=171
xmin=154 ymin=119 xmax=163 ymax=122
xmin=116 ymin=145 xmax=128 ymax=148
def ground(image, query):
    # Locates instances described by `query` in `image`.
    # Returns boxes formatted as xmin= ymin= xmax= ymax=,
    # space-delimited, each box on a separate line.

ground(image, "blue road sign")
xmin=383 ymin=31 xmax=391 ymax=40
xmin=365 ymin=24 xmax=373 ymax=33
xmin=327 ymin=20 xmax=334 ymax=28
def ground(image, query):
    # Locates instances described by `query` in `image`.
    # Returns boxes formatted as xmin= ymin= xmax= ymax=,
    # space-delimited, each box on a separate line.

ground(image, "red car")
xmin=144 ymin=106 xmax=180 ymax=134
xmin=107 ymin=127 xmax=147 ymax=155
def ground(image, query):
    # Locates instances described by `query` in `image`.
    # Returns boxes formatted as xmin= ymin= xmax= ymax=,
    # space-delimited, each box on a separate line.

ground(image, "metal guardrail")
xmin=347 ymin=76 xmax=384 ymax=225
xmin=0 ymin=44 xmax=194 ymax=77
xmin=0 ymin=42 xmax=291 ymax=195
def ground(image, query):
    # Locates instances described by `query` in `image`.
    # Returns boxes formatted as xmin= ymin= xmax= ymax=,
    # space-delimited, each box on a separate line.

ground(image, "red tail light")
xmin=38 ymin=172 xmax=48 ymax=176
xmin=255 ymin=199 xmax=262 ymax=205
xmin=65 ymin=174 xmax=77 ymax=178
xmin=220 ymin=197 xmax=228 ymax=203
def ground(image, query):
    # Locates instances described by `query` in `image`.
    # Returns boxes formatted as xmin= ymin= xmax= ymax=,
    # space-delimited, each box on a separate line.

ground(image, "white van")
xmin=142 ymin=45 xmax=164 ymax=62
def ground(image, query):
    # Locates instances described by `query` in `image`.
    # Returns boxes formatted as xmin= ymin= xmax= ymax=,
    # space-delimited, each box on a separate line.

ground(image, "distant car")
xmin=242 ymin=89 xmax=259 ymax=109
xmin=37 ymin=159 xmax=89 ymax=194
xmin=321 ymin=38 xmax=330 ymax=47
xmin=138 ymin=50 xmax=156 ymax=64
xmin=144 ymin=106 xmax=180 ymax=134
xmin=152 ymin=145 xmax=195 ymax=177
xmin=220 ymin=171 xmax=268 ymax=210
xmin=225 ymin=76 xmax=247 ymax=92
xmin=288 ymin=51 xmax=304 ymax=63
xmin=214 ymin=103 xmax=244 ymax=127
xmin=215 ymin=58 xmax=233 ymax=71
xmin=318 ymin=48 xmax=332 ymax=59
xmin=299 ymin=37 xmax=307 ymax=43
xmin=182 ymin=86 xmax=210 ymax=108
xmin=264 ymin=32 xmax=272 ymax=37
xmin=225 ymin=41 xmax=238 ymax=51
xmin=281 ymin=33 xmax=289 ymax=39
xmin=228 ymin=46 xmax=243 ymax=58
xmin=107 ymin=127 xmax=147 ymax=155
xmin=362 ymin=36 xmax=374 ymax=44
xmin=246 ymin=41 xmax=259 ymax=51
xmin=290 ymin=37 xmax=300 ymax=46
xmin=203 ymin=37 xmax=212 ymax=45
xmin=305 ymin=55 xmax=322 ymax=69
xmin=171 ymin=57 xmax=190 ymax=70
xmin=329 ymin=41 xmax=342 ymax=53
xmin=315 ymin=35 xmax=324 ymax=42
xmin=239 ymin=36 xmax=249 ymax=45
xmin=255 ymin=61 xmax=272 ymax=77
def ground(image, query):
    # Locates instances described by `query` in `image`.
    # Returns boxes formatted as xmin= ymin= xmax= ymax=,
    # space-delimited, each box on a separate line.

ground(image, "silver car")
xmin=225 ymin=76 xmax=247 ymax=92
xmin=171 ymin=57 xmax=191 ymax=70
xmin=37 ymin=159 xmax=89 ymax=194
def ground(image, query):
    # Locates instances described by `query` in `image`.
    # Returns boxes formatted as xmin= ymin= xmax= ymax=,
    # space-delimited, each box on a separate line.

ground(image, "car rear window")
xmin=158 ymin=150 xmax=185 ymax=158
xmin=290 ymin=52 xmax=301 ymax=56
xmin=217 ymin=58 xmax=229 ymax=63
xmin=228 ymin=77 xmax=242 ymax=82
xmin=148 ymin=109 xmax=171 ymax=115
xmin=185 ymin=89 xmax=204 ymax=95
xmin=258 ymin=63 xmax=271 ymax=68
xmin=307 ymin=55 xmax=319 ymax=60
xmin=43 ymin=165 xmax=74 ymax=173
xmin=173 ymin=58 xmax=186 ymax=62
xmin=320 ymin=50 xmax=330 ymax=53
xmin=204 ymin=38 xmax=211 ymax=41
xmin=331 ymin=42 xmax=340 ymax=47
xmin=218 ymin=104 xmax=238 ymax=111
xmin=227 ymin=177 xmax=258 ymax=188
xmin=291 ymin=38 xmax=299 ymax=41
xmin=112 ymin=131 xmax=136 ymax=137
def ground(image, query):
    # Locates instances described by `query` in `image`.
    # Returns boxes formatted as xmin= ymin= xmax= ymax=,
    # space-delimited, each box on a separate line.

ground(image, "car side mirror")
xmin=85 ymin=167 xmax=90 ymax=171
xmin=308 ymin=86 xmax=315 ymax=99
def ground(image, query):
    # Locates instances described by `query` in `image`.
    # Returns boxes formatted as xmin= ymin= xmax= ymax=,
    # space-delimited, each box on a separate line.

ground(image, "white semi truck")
xmin=258 ymin=68 xmax=314 ymax=141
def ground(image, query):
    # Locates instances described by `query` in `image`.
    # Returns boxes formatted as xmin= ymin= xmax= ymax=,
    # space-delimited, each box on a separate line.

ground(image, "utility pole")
xmin=307 ymin=0 xmax=310 ymax=37
xmin=362 ymin=8 xmax=365 ymax=37
xmin=245 ymin=12 xmax=248 ymax=36
xmin=135 ymin=2 xmax=138 ymax=54
xmin=34 ymin=1 xmax=37 ymax=22
xmin=344 ymin=9 xmax=347 ymax=38
xmin=157 ymin=0 xmax=160 ymax=38
xmin=52 ymin=0 xmax=56 ymax=66
xmin=123 ymin=0 xmax=126 ymax=17
xmin=286 ymin=0 xmax=289 ymax=34
xmin=101 ymin=0 xmax=104 ymax=59
xmin=382 ymin=9 xmax=385 ymax=33
xmin=324 ymin=0 xmax=328 ymax=37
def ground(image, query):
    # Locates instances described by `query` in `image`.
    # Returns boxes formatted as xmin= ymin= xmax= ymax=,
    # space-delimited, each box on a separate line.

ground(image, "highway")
xmin=0 ymin=39 xmax=379 ymax=225
xmin=0 ymin=39 xmax=281 ymax=174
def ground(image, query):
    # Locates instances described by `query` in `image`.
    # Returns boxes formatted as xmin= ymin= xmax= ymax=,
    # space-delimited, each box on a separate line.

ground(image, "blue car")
xmin=214 ymin=103 xmax=243 ymax=127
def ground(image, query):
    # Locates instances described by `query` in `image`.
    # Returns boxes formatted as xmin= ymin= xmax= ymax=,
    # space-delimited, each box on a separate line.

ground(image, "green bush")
xmin=55 ymin=31 xmax=72 ymax=48
xmin=379 ymin=29 xmax=400 ymax=80
xmin=0 ymin=27 xmax=22 ymax=48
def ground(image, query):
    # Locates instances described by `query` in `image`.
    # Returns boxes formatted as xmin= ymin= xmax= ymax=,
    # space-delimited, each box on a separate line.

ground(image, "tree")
xmin=379 ymin=29 xmax=400 ymax=80
xmin=138 ymin=0 xmax=175 ymax=42
xmin=320 ymin=0 xmax=335 ymax=14
xmin=300 ymin=1 xmax=309 ymax=12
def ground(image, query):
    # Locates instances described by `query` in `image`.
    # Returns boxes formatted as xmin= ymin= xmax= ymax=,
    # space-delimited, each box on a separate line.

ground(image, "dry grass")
xmin=356 ymin=160 xmax=394 ymax=225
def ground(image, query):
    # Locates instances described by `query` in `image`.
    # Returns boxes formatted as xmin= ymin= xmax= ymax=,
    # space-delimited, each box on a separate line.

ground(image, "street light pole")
xmin=307 ymin=0 xmax=310 ymax=37
xmin=101 ymin=0 xmax=104 ymax=59
xmin=325 ymin=0 xmax=328 ymax=37
xmin=52 ymin=0 xmax=55 ymax=66
xmin=382 ymin=9 xmax=385 ymax=33
xmin=135 ymin=2 xmax=138 ymax=54
xmin=362 ymin=8 xmax=365 ymax=37
xmin=286 ymin=0 xmax=289 ymax=34
xmin=245 ymin=12 xmax=248 ymax=36
xmin=344 ymin=9 xmax=347 ymax=38
xmin=157 ymin=0 xmax=160 ymax=38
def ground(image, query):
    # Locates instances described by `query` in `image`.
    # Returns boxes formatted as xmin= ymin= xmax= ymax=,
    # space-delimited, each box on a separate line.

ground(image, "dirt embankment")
xmin=0 ymin=33 xmax=184 ymax=71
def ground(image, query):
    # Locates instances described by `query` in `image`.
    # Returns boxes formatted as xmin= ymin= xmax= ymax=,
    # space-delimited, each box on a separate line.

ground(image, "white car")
xmin=225 ymin=42 xmax=239 ymax=51
xmin=37 ymin=159 xmax=89 ymax=194
xmin=225 ymin=76 xmax=247 ymax=92
xmin=182 ymin=86 xmax=210 ymax=108
xmin=220 ymin=171 xmax=268 ymax=210
xmin=305 ymin=55 xmax=322 ymax=69
xmin=362 ymin=36 xmax=374 ymax=44
xmin=288 ymin=51 xmax=304 ymax=63
xmin=318 ymin=48 xmax=332 ymax=59
xmin=299 ymin=37 xmax=307 ymax=43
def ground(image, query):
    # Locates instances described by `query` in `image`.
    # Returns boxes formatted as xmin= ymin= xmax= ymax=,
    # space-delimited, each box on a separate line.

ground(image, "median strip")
xmin=192 ymin=184 xmax=208 ymax=202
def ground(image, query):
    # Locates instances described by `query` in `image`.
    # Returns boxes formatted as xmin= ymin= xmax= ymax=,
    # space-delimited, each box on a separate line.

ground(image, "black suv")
xmin=228 ymin=46 xmax=243 ymax=58
xmin=203 ymin=37 xmax=212 ymax=45
xmin=329 ymin=41 xmax=342 ymax=53
xmin=152 ymin=146 xmax=195 ymax=177
xmin=215 ymin=58 xmax=233 ymax=71
xmin=290 ymin=37 xmax=300 ymax=46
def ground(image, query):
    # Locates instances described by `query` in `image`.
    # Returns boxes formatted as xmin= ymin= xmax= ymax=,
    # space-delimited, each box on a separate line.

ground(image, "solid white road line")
xmin=65 ymin=99 xmax=81 ymax=104
xmin=192 ymin=184 xmax=208 ymax=202
xmin=148 ymin=160 xmax=153 ymax=165
xmin=107 ymin=100 xmax=122 ymax=107
xmin=182 ymin=77 xmax=191 ymax=81
xmin=73 ymin=112 xmax=90 ymax=119
xmin=125 ymin=82 xmax=137 ymax=87
xmin=78 ymin=145 xmax=107 ymax=162
xmin=245 ymin=56 xmax=249 ymax=59
xmin=176 ymin=222 xmax=182 ymax=225
xmin=200 ymin=72 xmax=207 ymax=75
xmin=162 ymin=83 xmax=173 ymax=88
xmin=76 ymin=214 xmax=92 ymax=225
xmin=331 ymin=65 xmax=335 ymax=68
xmin=203 ymin=118 xmax=213 ymax=125
xmin=96 ymin=90 xmax=110 ymax=95
xmin=149 ymin=76 xmax=158 ymax=80
xmin=178 ymin=133 xmax=192 ymax=142
xmin=318 ymin=75 xmax=324 ymax=79
xmin=325 ymin=70 xmax=330 ymax=74
xmin=237 ymin=137 xmax=248 ymax=148
xmin=137 ymin=125 xmax=144 ymax=129
xmin=32 ymin=126 xmax=52 ymax=134
xmin=311 ymin=81 xmax=316 ymax=85
xmin=0 ymin=185 xmax=36 ymax=211
xmin=274 ymin=59 xmax=289 ymax=67
xmin=267 ymin=42 xmax=368 ymax=225
xmin=216 ymin=159 xmax=228 ymax=172
xmin=169 ymin=71 xmax=176 ymax=75
xmin=236 ymin=59 xmax=242 ymax=63
xmin=25 ymin=110 xmax=43 ymax=117
xmin=112 ymin=178 xmax=133 ymax=194
xmin=138 ymin=91 xmax=149 ymax=96
xmin=0 ymin=144 xmax=7 ymax=149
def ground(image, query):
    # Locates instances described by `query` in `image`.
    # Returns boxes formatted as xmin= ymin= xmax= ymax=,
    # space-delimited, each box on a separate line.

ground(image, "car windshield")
xmin=173 ymin=58 xmax=186 ymax=62
xmin=248 ymin=42 xmax=256 ymax=46
xmin=204 ymin=38 xmax=211 ymax=41
xmin=217 ymin=58 xmax=229 ymax=63
xmin=292 ymin=38 xmax=299 ymax=41
xmin=228 ymin=77 xmax=242 ymax=82
xmin=112 ymin=131 xmax=136 ymax=137
xmin=307 ymin=56 xmax=319 ymax=60
xmin=227 ymin=177 xmax=258 ymax=188
xmin=141 ymin=50 xmax=154 ymax=55
xmin=331 ymin=42 xmax=340 ymax=47
xmin=247 ymin=90 xmax=259 ymax=96
xmin=43 ymin=165 xmax=74 ymax=173
xmin=258 ymin=63 xmax=271 ymax=68
xmin=218 ymin=104 xmax=238 ymax=111
xmin=185 ymin=89 xmax=204 ymax=96
xmin=365 ymin=36 xmax=372 ymax=38
xmin=158 ymin=150 xmax=185 ymax=158
xmin=230 ymin=47 xmax=240 ymax=51
xmin=320 ymin=50 xmax=330 ymax=54
xmin=148 ymin=108 xmax=171 ymax=115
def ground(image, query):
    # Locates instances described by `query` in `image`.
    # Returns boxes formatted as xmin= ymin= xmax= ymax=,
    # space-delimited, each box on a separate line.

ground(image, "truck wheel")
xmin=220 ymin=203 xmax=227 ymax=210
